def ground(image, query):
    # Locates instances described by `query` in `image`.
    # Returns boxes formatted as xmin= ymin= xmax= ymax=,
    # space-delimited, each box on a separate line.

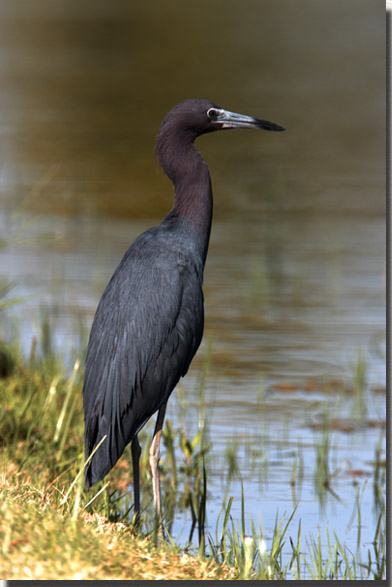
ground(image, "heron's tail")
xmin=84 ymin=414 xmax=112 ymax=487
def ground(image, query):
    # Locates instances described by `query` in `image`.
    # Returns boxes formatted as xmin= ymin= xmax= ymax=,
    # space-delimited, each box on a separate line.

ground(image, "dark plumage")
xmin=83 ymin=99 xmax=284 ymax=519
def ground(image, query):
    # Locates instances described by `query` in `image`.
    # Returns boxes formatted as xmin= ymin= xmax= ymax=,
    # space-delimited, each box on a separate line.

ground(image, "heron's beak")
xmin=215 ymin=108 xmax=285 ymax=132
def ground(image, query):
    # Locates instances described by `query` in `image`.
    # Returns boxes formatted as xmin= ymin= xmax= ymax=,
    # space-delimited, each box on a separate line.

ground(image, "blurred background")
xmin=0 ymin=0 xmax=386 ymax=561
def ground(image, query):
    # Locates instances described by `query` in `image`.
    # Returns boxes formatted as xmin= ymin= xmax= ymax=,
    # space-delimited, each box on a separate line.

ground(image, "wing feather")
xmin=83 ymin=229 xmax=204 ymax=486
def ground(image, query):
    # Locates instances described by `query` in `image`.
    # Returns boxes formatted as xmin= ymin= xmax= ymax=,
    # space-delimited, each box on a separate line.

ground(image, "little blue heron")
xmin=83 ymin=99 xmax=284 ymax=521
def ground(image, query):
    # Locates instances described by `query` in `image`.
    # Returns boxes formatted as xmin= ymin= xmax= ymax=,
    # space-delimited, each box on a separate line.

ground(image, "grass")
xmin=0 ymin=472 xmax=230 ymax=580
xmin=0 ymin=312 xmax=387 ymax=580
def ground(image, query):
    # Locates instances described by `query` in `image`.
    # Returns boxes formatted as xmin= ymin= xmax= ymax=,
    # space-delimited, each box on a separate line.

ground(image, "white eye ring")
xmin=207 ymin=108 xmax=218 ymax=119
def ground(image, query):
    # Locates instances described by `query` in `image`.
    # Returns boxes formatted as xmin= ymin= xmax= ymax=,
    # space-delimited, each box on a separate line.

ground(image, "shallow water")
xmin=0 ymin=0 xmax=386 ymax=578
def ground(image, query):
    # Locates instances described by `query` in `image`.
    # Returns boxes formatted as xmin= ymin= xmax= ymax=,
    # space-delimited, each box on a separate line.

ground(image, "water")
xmin=0 ymin=0 xmax=386 ymax=578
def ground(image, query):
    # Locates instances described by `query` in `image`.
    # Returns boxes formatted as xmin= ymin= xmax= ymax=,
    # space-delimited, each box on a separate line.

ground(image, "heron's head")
xmin=157 ymin=98 xmax=285 ymax=141
xmin=155 ymin=99 xmax=285 ymax=185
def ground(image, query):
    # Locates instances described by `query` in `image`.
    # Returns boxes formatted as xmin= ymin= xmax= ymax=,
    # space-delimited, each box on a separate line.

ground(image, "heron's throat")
xmin=158 ymin=134 xmax=213 ymax=252
xmin=174 ymin=151 xmax=212 ymax=227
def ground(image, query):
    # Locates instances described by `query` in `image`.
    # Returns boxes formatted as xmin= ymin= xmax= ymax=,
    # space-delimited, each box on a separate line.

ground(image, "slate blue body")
xmin=84 ymin=217 xmax=204 ymax=486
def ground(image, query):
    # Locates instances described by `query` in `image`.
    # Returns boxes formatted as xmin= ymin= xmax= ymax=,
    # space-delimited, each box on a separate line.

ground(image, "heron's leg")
xmin=149 ymin=402 xmax=167 ymax=521
xmin=131 ymin=435 xmax=141 ymax=521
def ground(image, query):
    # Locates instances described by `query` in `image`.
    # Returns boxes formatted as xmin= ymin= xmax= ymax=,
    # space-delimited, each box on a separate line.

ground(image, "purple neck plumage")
xmin=156 ymin=123 xmax=213 ymax=264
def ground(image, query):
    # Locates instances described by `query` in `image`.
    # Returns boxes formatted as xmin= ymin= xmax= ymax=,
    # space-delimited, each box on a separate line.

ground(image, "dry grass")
xmin=0 ymin=466 xmax=233 ymax=580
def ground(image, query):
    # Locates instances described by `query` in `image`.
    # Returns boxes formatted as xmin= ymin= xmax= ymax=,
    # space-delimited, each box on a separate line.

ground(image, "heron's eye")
xmin=207 ymin=108 xmax=218 ymax=120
